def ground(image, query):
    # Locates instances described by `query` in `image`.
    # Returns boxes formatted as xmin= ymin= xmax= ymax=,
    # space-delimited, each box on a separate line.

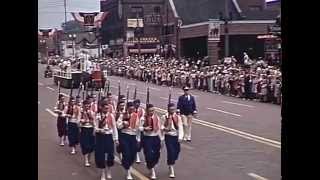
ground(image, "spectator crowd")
xmin=100 ymin=55 xmax=282 ymax=105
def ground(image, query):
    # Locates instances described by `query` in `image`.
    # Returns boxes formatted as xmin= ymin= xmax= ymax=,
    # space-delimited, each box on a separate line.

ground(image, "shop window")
xmin=162 ymin=25 xmax=175 ymax=35
xmin=154 ymin=6 xmax=161 ymax=14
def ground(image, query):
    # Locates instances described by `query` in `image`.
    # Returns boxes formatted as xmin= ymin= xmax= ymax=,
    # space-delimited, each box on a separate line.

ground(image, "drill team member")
xmin=177 ymin=86 xmax=197 ymax=142
xmin=79 ymin=100 xmax=96 ymax=167
xmin=134 ymin=99 xmax=145 ymax=163
xmin=141 ymin=104 xmax=163 ymax=179
xmin=95 ymin=102 xmax=119 ymax=180
xmin=161 ymin=103 xmax=184 ymax=178
xmin=117 ymin=102 xmax=141 ymax=180
xmin=54 ymin=94 xmax=67 ymax=146
xmin=65 ymin=97 xmax=81 ymax=154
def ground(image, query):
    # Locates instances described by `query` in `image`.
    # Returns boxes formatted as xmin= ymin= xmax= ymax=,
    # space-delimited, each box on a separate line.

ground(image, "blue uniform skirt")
xmin=165 ymin=134 xmax=181 ymax=165
xmin=142 ymin=136 xmax=161 ymax=169
xmin=95 ymin=133 xmax=114 ymax=169
xmin=119 ymin=133 xmax=138 ymax=170
xmin=67 ymin=121 xmax=79 ymax=147
xmin=80 ymin=127 xmax=95 ymax=155
xmin=57 ymin=116 xmax=67 ymax=137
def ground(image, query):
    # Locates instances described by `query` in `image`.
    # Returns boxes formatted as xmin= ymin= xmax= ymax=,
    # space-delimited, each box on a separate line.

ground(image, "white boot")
xmin=106 ymin=167 xmax=112 ymax=179
xmin=84 ymin=154 xmax=90 ymax=167
xmin=150 ymin=168 xmax=157 ymax=179
xmin=100 ymin=169 xmax=106 ymax=180
xmin=169 ymin=165 xmax=175 ymax=178
xmin=126 ymin=167 xmax=133 ymax=180
xmin=59 ymin=137 xmax=64 ymax=146
xmin=71 ymin=147 xmax=76 ymax=155
xmin=136 ymin=153 xmax=141 ymax=163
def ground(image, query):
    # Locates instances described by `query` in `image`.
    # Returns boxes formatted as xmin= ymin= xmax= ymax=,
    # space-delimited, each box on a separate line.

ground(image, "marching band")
xmin=52 ymin=80 xmax=192 ymax=180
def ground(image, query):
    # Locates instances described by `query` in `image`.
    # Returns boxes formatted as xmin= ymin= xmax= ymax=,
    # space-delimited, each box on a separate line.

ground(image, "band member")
xmin=161 ymin=103 xmax=184 ymax=178
xmin=134 ymin=99 xmax=145 ymax=163
xmin=117 ymin=102 xmax=141 ymax=180
xmin=65 ymin=97 xmax=81 ymax=154
xmin=75 ymin=95 xmax=82 ymax=105
xmin=54 ymin=94 xmax=67 ymax=146
xmin=141 ymin=104 xmax=163 ymax=179
xmin=95 ymin=102 xmax=119 ymax=180
xmin=90 ymin=94 xmax=98 ymax=113
xmin=177 ymin=86 xmax=197 ymax=142
xmin=107 ymin=93 xmax=117 ymax=109
xmin=115 ymin=101 xmax=126 ymax=160
xmin=106 ymin=92 xmax=117 ymax=114
xmin=79 ymin=100 xmax=96 ymax=167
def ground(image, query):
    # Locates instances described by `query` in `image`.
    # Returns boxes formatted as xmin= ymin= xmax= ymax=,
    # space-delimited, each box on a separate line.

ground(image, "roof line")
xmin=169 ymin=0 xmax=179 ymax=18
xmin=181 ymin=20 xmax=276 ymax=28
xmin=232 ymin=0 xmax=242 ymax=13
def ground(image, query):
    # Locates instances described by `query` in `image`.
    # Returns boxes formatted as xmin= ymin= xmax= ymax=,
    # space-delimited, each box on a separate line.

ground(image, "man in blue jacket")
xmin=177 ymin=86 xmax=197 ymax=142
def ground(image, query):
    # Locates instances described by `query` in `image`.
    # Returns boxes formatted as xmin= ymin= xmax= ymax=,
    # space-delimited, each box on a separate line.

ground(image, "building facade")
xmin=100 ymin=0 xmax=281 ymax=64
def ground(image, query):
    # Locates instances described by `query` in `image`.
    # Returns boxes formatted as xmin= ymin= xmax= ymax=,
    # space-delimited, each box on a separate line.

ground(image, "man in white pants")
xmin=177 ymin=86 xmax=197 ymax=142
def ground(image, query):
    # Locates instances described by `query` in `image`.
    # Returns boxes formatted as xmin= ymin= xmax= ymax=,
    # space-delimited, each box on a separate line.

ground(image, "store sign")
xmin=143 ymin=14 xmax=161 ymax=25
xmin=208 ymin=20 xmax=221 ymax=41
xmin=127 ymin=19 xmax=144 ymax=28
xmin=127 ymin=37 xmax=160 ymax=44
xmin=257 ymin=35 xmax=277 ymax=39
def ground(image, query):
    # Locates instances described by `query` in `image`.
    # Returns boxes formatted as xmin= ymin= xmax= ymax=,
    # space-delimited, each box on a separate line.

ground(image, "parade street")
xmin=38 ymin=64 xmax=281 ymax=180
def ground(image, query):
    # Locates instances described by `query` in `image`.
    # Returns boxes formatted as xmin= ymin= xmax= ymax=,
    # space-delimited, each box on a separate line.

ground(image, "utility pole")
xmin=136 ymin=13 xmax=141 ymax=60
xmin=64 ymin=0 xmax=67 ymax=25
xmin=224 ymin=0 xmax=229 ymax=57
xmin=165 ymin=0 xmax=169 ymax=60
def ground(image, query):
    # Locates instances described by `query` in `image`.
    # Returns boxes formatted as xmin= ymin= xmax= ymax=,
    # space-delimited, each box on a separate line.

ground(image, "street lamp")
xmin=68 ymin=34 xmax=77 ymax=57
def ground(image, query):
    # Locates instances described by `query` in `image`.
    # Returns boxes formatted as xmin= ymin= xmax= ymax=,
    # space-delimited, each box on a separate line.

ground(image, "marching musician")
xmin=94 ymin=101 xmax=119 ymax=180
xmin=141 ymin=104 xmax=163 ymax=179
xmin=117 ymin=102 xmax=141 ymax=180
xmin=90 ymin=94 xmax=98 ymax=113
xmin=115 ymin=100 xmax=126 ymax=160
xmin=177 ymin=86 xmax=197 ymax=142
xmin=65 ymin=97 xmax=81 ymax=155
xmin=161 ymin=103 xmax=184 ymax=178
xmin=106 ymin=92 xmax=117 ymax=114
xmin=133 ymin=99 xmax=145 ymax=163
xmin=54 ymin=94 xmax=67 ymax=146
xmin=79 ymin=100 xmax=96 ymax=167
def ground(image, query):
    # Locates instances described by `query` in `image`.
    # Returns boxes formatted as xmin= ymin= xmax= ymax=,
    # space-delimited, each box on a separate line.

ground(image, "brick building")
xmin=100 ymin=0 xmax=280 ymax=64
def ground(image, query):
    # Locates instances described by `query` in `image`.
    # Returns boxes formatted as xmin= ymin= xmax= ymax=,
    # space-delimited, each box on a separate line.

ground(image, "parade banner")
xmin=208 ymin=20 xmax=221 ymax=41
xmin=71 ymin=12 xmax=109 ymax=27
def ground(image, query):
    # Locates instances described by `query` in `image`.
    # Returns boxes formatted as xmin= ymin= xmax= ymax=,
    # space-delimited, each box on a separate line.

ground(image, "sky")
xmin=38 ymin=0 xmax=100 ymax=30
xmin=38 ymin=0 xmax=279 ymax=30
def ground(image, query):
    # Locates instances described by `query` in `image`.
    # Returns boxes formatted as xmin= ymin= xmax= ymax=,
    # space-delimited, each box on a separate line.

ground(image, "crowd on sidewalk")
xmin=101 ymin=55 xmax=282 ymax=105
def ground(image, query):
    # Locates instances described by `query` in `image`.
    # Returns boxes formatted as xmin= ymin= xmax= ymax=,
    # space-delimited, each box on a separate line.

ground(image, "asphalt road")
xmin=38 ymin=64 xmax=281 ymax=180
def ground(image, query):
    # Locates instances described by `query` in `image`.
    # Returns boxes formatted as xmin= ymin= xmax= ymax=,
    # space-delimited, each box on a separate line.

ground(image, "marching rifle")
xmin=77 ymin=82 xmax=83 ymax=97
xmin=168 ymin=87 xmax=172 ymax=112
xmin=85 ymin=82 xmax=89 ymax=99
xmin=133 ymin=85 xmax=137 ymax=100
xmin=82 ymin=83 xmax=85 ymax=101
xmin=69 ymin=80 xmax=74 ymax=98
xmin=57 ymin=81 xmax=61 ymax=100
xmin=122 ymin=85 xmax=130 ymax=126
